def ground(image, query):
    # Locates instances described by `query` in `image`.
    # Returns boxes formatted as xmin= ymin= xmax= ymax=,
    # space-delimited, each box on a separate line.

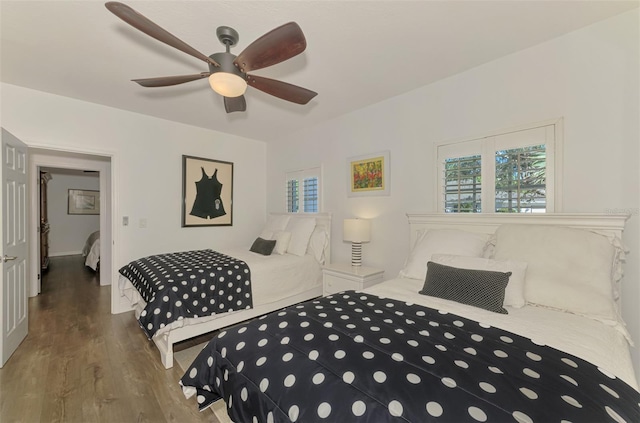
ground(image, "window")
xmin=444 ymin=154 xmax=482 ymax=213
xmin=286 ymin=179 xmax=299 ymax=212
xmin=302 ymin=177 xmax=318 ymax=212
xmin=494 ymin=145 xmax=546 ymax=213
xmin=286 ymin=167 xmax=321 ymax=213
xmin=437 ymin=121 xmax=561 ymax=213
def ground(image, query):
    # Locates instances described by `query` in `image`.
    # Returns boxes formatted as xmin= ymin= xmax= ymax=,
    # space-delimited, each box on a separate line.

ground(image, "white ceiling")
xmin=2 ymin=1 xmax=637 ymax=142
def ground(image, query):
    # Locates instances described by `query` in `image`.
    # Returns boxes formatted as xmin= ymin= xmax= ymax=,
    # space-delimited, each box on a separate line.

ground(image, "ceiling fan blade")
xmin=234 ymin=22 xmax=307 ymax=73
xmin=247 ymin=75 xmax=317 ymax=105
xmin=132 ymin=73 xmax=210 ymax=87
xmin=224 ymin=96 xmax=247 ymax=113
xmin=105 ymin=2 xmax=219 ymax=67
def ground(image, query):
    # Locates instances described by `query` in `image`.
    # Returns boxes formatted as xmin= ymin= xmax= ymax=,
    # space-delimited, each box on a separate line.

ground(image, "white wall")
xmin=46 ymin=173 xmax=100 ymax=256
xmin=0 ymin=84 xmax=268 ymax=311
xmin=267 ymin=10 xmax=640 ymax=381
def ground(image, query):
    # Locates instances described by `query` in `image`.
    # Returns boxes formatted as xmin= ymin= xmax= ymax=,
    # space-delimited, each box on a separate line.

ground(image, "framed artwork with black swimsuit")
xmin=182 ymin=155 xmax=233 ymax=227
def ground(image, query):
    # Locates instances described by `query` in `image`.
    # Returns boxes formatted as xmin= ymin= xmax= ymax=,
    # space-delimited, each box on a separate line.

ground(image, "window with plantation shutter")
xmin=286 ymin=167 xmax=321 ymax=213
xmin=444 ymin=154 xmax=482 ymax=213
xmin=303 ymin=177 xmax=318 ymax=212
xmin=495 ymin=144 xmax=547 ymax=213
xmin=287 ymin=179 xmax=299 ymax=213
xmin=437 ymin=120 xmax=561 ymax=213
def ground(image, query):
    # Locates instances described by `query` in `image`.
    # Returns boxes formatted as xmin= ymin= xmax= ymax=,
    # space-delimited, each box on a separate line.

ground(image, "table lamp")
xmin=343 ymin=218 xmax=371 ymax=266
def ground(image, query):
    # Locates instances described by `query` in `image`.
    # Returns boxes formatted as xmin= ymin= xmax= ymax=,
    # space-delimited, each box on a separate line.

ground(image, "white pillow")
xmin=260 ymin=214 xmax=290 ymax=239
xmin=399 ymin=229 xmax=489 ymax=281
xmin=308 ymin=227 xmax=328 ymax=264
xmin=430 ymin=254 xmax=528 ymax=308
xmin=285 ymin=217 xmax=316 ymax=256
xmin=271 ymin=231 xmax=292 ymax=255
xmin=492 ymin=224 xmax=618 ymax=322
xmin=259 ymin=229 xmax=274 ymax=239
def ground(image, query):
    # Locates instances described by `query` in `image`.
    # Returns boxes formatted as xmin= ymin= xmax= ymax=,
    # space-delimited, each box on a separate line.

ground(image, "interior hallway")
xmin=0 ymin=255 xmax=217 ymax=422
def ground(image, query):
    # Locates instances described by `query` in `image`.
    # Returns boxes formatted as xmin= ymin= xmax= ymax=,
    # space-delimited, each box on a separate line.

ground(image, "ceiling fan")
xmin=105 ymin=2 xmax=317 ymax=113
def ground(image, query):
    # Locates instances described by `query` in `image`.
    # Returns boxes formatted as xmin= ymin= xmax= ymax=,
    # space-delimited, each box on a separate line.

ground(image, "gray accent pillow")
xmin=250 ymin=237 xmax=277 ymax=256
xmin=419 ymin=261 xmax=511 ymax=314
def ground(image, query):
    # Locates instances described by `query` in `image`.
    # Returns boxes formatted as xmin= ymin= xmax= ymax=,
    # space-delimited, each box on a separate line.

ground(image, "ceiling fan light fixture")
xmin=207 ymin=51 xmax=247 ymax=98
xmin=208 ymin=72 xmax=247 ymax=97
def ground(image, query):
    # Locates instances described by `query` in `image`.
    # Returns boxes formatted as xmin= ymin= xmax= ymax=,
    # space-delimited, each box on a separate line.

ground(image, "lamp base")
xmin=351 ymin=242 xmax=362 ymax=267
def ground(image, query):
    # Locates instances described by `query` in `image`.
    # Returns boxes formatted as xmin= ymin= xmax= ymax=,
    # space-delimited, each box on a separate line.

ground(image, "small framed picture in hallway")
xmin=182 ymin=155 xmax=233 ymax=227
xmin=68 ymin=189 xmax=100 ymax=215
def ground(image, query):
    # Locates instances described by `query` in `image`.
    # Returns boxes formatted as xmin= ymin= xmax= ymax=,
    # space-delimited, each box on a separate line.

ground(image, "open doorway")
xmin=29 ymin=148 xmax=112 ymax=298
xmin=39 ymin=167 xmax=100 ymax=274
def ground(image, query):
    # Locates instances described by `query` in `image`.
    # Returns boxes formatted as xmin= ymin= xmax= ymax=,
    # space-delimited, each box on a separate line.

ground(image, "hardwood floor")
xmin=0 ymin=255 xmax=219 ymax=423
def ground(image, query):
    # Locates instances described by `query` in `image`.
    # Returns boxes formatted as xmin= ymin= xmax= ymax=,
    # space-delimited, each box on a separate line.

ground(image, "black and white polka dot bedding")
xmin=118 ymin=249 xmax=252 ymax=338
xmin=180 ymin=291 xmax=640 ymax=423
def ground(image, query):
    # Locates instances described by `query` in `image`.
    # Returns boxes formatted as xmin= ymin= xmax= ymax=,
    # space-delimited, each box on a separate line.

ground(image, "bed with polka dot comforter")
xmin=118 ymin=249 xmax=252 ymax=338
xmin=180 ymin=290 xmax=640 ymax=423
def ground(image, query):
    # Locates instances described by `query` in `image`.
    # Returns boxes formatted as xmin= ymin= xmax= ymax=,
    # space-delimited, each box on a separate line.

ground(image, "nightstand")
xmin=322 ymin=263 xmax=385 ymax=296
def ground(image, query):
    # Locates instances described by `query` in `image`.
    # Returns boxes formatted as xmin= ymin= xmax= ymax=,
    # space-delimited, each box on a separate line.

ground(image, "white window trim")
xmin=435 ymin=118 xmax=563 ymax=213
xmin=285 ymin=165 xmax=323 ymax=213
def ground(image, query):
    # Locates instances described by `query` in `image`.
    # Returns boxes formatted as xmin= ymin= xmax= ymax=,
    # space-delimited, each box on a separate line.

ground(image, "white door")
xmin=0 ymin=128 xmax=29 ymax=367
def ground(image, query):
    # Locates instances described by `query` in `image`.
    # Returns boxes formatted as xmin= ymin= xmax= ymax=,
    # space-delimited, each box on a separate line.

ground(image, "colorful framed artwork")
xmin=182 ymin=155 xmax=233 ymax=227
xmin=68 ymin=189 xmax=100 ymax=215
xmin=347 ymin=151 xmax=390 ymax=197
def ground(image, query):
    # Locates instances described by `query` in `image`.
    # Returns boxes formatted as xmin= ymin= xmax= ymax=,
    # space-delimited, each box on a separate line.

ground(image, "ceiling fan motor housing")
xmin=208 ymin=52 xmax=245 ymax=79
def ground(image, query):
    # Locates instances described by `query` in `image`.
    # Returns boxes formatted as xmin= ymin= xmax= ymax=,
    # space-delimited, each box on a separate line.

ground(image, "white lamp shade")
xmin=208 ymin=72 xmax=247 ymax=97
xmin=343 ymin=219 xmax=371 ymax=242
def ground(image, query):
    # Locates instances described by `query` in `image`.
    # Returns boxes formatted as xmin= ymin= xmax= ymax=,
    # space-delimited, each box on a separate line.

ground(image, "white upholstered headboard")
xmin=268 ymin=212 xmax=332 ymax=264
xmin=406 ymin=213 xmax=630 ymax=309
xmin=406 ymin=213 xmax=628 ymax=250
